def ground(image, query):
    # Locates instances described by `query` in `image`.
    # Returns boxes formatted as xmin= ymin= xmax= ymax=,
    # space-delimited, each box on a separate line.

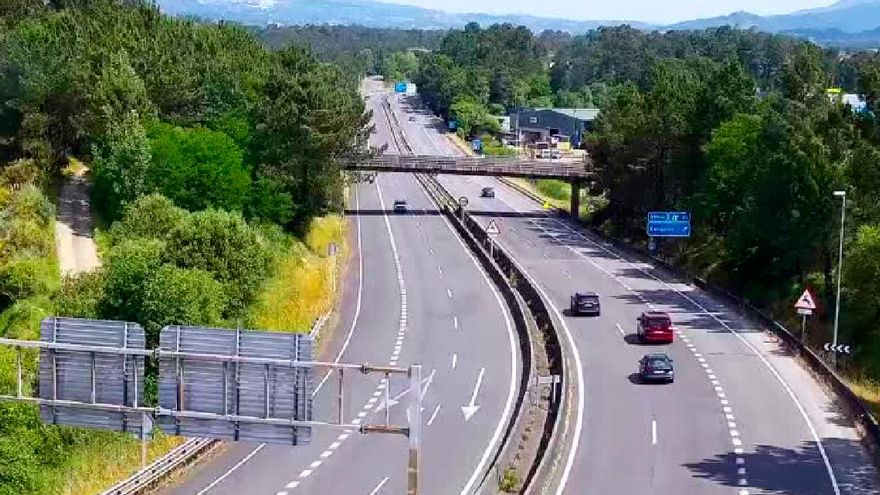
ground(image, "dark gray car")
xmin=639 ymin=354 xmax=674 ymax=383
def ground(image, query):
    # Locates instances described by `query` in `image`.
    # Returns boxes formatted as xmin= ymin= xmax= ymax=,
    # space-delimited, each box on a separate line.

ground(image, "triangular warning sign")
xmin=486 ymin=220 xmax=500 ymax=236
xmin=794 ymin=289 xmax=817 ymax=310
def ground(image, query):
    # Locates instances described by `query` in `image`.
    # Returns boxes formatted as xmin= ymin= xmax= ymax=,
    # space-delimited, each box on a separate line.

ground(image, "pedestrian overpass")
xmin=344 ymin=154 xmax=598 ymax=216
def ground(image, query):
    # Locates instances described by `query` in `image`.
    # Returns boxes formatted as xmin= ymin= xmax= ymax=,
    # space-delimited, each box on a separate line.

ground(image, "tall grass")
xmin=50 ymin=433 xmax=183 ymax=495
xmin=251 ymin=215 xmax=347 ymax=333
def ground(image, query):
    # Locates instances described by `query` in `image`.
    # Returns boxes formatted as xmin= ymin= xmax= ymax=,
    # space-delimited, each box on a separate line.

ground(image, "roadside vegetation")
xmin=374 ymin=25 xmax=880 ymax=393
xmin=0 ymin=1 xmax=367 ymax=493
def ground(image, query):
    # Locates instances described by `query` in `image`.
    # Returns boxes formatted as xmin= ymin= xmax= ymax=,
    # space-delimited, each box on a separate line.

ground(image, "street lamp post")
xmin=832 ymin=190 xmax=847 ymax=367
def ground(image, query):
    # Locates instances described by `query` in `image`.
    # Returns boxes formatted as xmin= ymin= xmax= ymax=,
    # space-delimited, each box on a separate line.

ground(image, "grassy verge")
xmin=844 ymin=376 xmax=880 ymax=419
xmin=250 ymin=215 xmax=347 ymax=333
xmin=49 ymin=433 xmax=183 ymax=495
xmin=508 ymin=178 xmax=605 ymax=221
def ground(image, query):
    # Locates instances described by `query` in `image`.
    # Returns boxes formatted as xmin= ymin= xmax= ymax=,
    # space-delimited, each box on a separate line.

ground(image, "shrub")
xmin=108 ymin=194 xmax=187 ymax=243
xmin=5 ymin=185 xmax=53 ymax=226
xmin=145 ymin=122 xmax=251 ymax=213
xmin=140 ymin=265 xmax=226 ymax=335
xmin=164 ymin=209 xmax=271 ymax=313
xmin=0 ymin=219 xmax=52 ymax=258
xmin=100 ymin=239 xmax=164 ymax=322
xmin=56 ymin=270 xmax=106 ymax=319
xmin=0 ymin=257 xmax=56 ymax=303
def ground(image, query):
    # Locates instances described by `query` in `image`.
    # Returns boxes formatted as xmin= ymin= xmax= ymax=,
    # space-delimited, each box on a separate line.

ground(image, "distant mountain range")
xmin=155 ymin=0 xmax=651 ymax=32
xmin=156 ymin=0 xmax=880 ymax=48
xmin=668 ymin=0 xmax=880 ymax=33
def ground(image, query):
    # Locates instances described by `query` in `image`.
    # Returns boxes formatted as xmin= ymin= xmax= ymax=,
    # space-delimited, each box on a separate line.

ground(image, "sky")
xmin=379 ymin=0 xmax=840 ymax=24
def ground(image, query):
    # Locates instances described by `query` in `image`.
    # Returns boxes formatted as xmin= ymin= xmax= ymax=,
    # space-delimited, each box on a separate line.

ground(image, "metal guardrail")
xmin=100 ymin=438 xmax=219 ymax=495
xmin=498 ymin=176 xmax=880 ymax=465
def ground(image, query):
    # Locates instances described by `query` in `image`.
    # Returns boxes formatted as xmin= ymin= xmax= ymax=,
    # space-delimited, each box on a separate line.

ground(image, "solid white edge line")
xmin=314 ymin=185 xmax=366 ymax=396
xmin=194 ymin=444 xmax=266 ymax=495
xmin=505 ymin=185 xmax=841 ymax=495
xmin=411 ymin=174 xmax=519 ymax=495
xmin=195 ymin=186 xmax=370 ymax=493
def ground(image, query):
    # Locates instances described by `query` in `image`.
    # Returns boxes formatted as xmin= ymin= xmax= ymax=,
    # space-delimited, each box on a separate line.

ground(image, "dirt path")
xmin=55 ymin=168 xmax=99 ymax=275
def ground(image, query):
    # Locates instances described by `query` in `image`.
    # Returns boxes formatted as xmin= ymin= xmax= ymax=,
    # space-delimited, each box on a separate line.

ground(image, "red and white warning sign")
xmin=794 ymin=289 xmax=817 ymax=311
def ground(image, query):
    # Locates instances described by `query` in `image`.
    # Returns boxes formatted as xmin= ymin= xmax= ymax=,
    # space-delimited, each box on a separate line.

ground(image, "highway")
xmin=387 ymin=89 xmax=880 ymax=495
xmin=156 ymin=79 xmax=519 ymax=495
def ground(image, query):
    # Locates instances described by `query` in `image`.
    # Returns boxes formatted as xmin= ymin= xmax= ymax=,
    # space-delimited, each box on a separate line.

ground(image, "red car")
xmin=637 ymin=311 xmax=674 ymax=343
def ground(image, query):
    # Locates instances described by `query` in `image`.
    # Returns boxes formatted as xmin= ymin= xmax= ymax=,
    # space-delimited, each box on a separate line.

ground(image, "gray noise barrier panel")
xmin=39 ymin=317 xmax=146 ymax=436
xmin=157 ymin=325 xmax=313 ymax=445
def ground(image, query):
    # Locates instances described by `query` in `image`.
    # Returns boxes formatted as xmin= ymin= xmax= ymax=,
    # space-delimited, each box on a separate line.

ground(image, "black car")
xmin=639 ymin=354 xmax=674 ymax=383
xmin=393 ymin=199 xmax=407 ymax=213
xmin=570 ymin=292 xmax=600 ymax=316
xmin=481 ymin=187 xmax=495 ymax=198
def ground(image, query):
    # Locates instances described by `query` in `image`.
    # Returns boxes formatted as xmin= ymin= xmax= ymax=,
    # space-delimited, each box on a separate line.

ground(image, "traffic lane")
xmin=378 ymin=171 xmax=518 ymax=494
xmin=488 ymin=190 xmax=848 ymax=494
xmin=440 ymin=174 xmax=746 ymax=493
xmin=368 ymin=95 xmax=398 ymax=152
xmin=167 ymin=179 xmax=407 ymax=495
xmin=292 ymin=170 xmax=518 ymax=495
xmin=465 ymin=176 xmax=872 ymax=494
xmin=482 ymin=227 xmax=733 ymax=494
xmin=155 ymin=182 xmax=403 ymax=495
xmin=391 ymin=95 xmax=445 ymax=155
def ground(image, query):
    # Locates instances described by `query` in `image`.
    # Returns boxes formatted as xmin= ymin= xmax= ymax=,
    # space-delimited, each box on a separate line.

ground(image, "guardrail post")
xmin=570 ymin=180 xmax=582 ymax=220
xmin=407 ymin=364 xmax=422 ymax=495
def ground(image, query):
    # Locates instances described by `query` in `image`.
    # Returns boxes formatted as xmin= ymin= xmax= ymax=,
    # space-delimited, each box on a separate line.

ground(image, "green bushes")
xmin=57 ymin=195 xmax=277 ymax=342
xmin=145 ymin=122 xmax=251 ymax=213
xmin=140 ymin=266 xmax=226 ymax=335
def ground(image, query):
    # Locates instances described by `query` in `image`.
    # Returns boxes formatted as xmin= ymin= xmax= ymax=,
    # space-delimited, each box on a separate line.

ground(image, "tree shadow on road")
xmin=684 ymin=438 xmax=878 ymax=495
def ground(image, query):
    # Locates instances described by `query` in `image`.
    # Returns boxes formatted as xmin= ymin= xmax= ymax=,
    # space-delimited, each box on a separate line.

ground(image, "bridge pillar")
xmin=570 ymin=180 xmax=582 ymax=220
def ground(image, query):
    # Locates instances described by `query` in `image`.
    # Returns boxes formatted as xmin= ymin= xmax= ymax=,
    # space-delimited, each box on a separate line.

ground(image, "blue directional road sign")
xmin=647 ymin=211 xmax=691 ymax=238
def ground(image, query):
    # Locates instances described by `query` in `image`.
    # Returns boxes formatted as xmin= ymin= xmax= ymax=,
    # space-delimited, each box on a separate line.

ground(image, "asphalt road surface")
xmin=387 ymin=89 xmax=880 ymax=495
xmin=156 ymin=79 xmax=518 ymax=495
xmin=56 ymin=170 xmax=100 ymax=275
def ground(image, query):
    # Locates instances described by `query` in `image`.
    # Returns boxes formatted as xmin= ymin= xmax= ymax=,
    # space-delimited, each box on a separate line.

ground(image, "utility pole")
xmin=832 ymin=190 xmax=847 ymax=367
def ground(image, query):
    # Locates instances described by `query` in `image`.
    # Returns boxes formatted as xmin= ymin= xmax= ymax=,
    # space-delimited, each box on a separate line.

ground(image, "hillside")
xmin=669 ymin=0 xmax=880 ymax=33
xmin=155 ymin=0 xmax=650 ymax=31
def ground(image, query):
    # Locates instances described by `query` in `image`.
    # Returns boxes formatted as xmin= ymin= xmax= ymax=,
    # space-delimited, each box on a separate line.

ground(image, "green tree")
xmin=163 ymin=209 xmax=272 ymax=313
xmin=91 ymin=109 xmax=151 ymax=218
xmin=382 ymin=51 xmax=419 ymax=82
xmin=100 ymin=238 xmax=164 ymax=323
xmin=845 ymin=225 xmax=880 ymax=365
xmin=140 ymin=265 xmax=225 ymax=335
xmin=252 ymin=46 xmax=370 ymax=223
xmin=108 ymin=193 xmax=187 ymax=243
xmin=450 ymin=97 xmax=500 ymax=137
xmin=145 ymin=122 xmax=250 ymax=213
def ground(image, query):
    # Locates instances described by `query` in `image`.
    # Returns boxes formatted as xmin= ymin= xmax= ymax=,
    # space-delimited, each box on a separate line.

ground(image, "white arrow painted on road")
xmin=376 ymin=369 xmax=436 ymax=412
xmin=462 ymin=367 xmax=485 ymax=422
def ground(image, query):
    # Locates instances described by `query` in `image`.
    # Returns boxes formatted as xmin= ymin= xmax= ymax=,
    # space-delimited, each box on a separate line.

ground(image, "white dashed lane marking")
xmin=427 ymin=404 xmax=442 ymax=426
xmin=367 ymin=477 xmax=390 ymax=495
xmin=283 ymin=177 xmax=411 ymax=492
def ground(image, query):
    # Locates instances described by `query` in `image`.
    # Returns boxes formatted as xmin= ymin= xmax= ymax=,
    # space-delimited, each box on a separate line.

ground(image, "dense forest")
xmin=255 ymin=24 xmax=445 ymax=83
xmin=387 ymin=23 xmax=880 ymax=377
xmin=0 ymin=1 xmax=366 ymax=493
